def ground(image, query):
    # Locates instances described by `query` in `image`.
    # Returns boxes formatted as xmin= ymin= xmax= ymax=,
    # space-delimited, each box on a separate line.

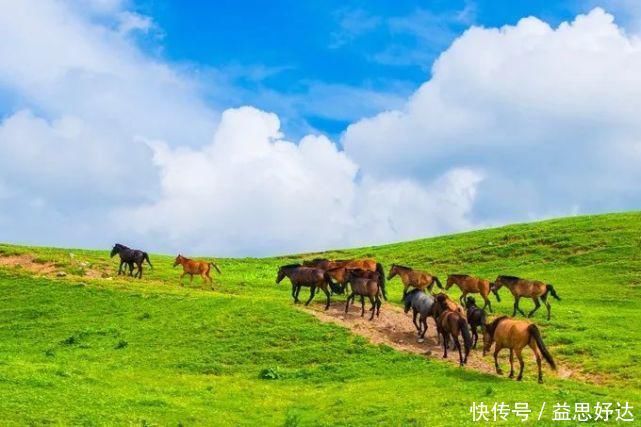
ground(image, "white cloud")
xmin=343 ymin=8 xmax=641 ymax=223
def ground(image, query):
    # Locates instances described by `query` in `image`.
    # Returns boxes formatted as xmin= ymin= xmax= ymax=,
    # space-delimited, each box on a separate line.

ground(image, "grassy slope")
xmin=0 ymin=212 xmax=640 ymax=425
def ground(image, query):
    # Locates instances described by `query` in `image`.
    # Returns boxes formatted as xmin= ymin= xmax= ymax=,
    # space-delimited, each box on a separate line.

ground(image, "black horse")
xmin=465 ymin=296 xmax=487 ymax=348
xmin=110 ymin=243 xmax=153 ymax=278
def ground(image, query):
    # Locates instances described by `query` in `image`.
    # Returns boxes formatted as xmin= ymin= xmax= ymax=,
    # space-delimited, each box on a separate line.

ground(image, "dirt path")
xmin=305 ymin=300 xmax=576 ymax=380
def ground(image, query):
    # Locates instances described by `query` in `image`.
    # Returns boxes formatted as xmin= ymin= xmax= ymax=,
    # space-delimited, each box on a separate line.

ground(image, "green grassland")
xmin=0 ymin=212 xmax=640 ymax=425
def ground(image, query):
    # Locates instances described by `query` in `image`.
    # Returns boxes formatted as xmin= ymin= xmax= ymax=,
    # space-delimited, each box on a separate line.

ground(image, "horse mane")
xmin=449 ymin=273 xmax=469 ymax=278
xmin=393 ymin=264 xmax=412 ymax=271
xmin=114 ymin=243 xmax=128 ymax=249
xmin=498 ymin=275 xmax=520 ymax=281
xmin=280 ymin=263 xmax=301 ymax=269
xmin=486 ymin=315 xmax=509 ymax=337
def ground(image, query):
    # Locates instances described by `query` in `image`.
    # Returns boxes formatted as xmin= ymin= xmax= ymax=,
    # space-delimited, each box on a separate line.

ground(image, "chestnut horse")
xmin=434 ymin=293 xmax=472 ymax=366
xmin=387 ymin=264 xmax=442 ymax=296
xmin=483 ymin=316 xmax=556 ymax=383
xmin=492 ymin=275 xmax=560 ymax=320
xmin=445 ymin=274 xmax=499 ymax=312
xmin=344 ymin=269 xmax=382 ymax=320
xmin=276 ymin=264 xmax=341 ymax=310
xmin=173 ymin=254 xmax=221 ymax=288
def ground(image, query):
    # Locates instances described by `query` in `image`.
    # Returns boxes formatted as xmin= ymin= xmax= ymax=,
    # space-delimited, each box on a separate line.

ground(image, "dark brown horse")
xmin=302 ymin=258 xmax=348 ymax=271
xmin=173 ymin=254 xmax=221 ymax=288
xmin=276 ymin=264 xmax=341 ymax=310
xmin=110 ymin=243 xmax=153 ymax=278
xmin=445 ymin=274 xmax=499 ymax=312
xmin=483 ymin=316 xmax=556 ymax=383
xmin=492 ymin=275 xmax=560 ymax=320
xmin=327 ymin=264 xmax=387 ymax=299
xmin=434 ymin=293 xmax=472 ymax=366
xmin=388 ymin=264 xmax=442 ymax=296
xmin=344 ymin=269 xmax=382 ymax=320
xmin=465 ymin=296 xmax=487 ymax=348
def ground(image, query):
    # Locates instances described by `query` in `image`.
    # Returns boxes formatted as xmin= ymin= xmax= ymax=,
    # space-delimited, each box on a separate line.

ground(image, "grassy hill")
xmin=0 ymin=212 xmax=640 ymax=425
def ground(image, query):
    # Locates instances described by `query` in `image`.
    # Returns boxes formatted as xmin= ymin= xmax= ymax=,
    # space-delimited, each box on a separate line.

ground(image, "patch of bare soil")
xmin=0 ymin=254 xmax=105 ymax=279
xmin=305 ymin=300 xmax=587 ymax=382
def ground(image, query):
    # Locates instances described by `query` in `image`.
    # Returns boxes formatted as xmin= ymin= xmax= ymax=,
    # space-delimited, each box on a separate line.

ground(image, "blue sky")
xmin=1 ymin=1 xmax=641 ymax=255
xmin=130 ymin=0 xmax=590 ymax=138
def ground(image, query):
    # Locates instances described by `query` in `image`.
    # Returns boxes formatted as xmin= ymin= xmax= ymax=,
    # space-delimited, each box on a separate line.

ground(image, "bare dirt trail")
xmin=305 ymin=300 xmax=576 ymax=380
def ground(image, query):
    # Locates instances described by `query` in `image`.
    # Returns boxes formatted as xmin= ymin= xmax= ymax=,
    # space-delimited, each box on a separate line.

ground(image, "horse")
xmin=327 ymin=264 xmax=387 ymax=300
xmin=276 ymin=264 xmax=341 ymax=310
xmin=465 ymin=296 xmax=487 ymax=348
xmin=445 ymin=274 xmax=499 ymax=312
xmin=387 ymin=264 xmax=442 ymax=297
xmin=483 ymin=316 xmax=556 ymax=383
xmin=434 ymin=293 xmax=472 ymax=366
xmin=402 ymin=289 xmax=435 ymax=342
xmin=492 ymin=275 xmax=561 ymax=320
xmin=174 ymin=254 xmax=221 ymax=288
xmin=344 ymin=269 xmax=382 ymax=320
xmin=431 ymin=292 xmax=466 ymax=319
xmin=110 ymin=243 xmax=152 ymax=278
xmin=302 ymin=258 xmax=347 ymax=271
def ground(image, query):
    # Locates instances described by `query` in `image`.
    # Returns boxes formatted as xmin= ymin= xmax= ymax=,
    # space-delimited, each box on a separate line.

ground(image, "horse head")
xmin=465 ymin=295 xmax=477 ymax=308
xmin=110 ymin=243 xmax=123 ymax=258
xmin=173 ymin=254 xmax=184 ymax=267
xmin=387 ymin=264 xmax=398 ymax=280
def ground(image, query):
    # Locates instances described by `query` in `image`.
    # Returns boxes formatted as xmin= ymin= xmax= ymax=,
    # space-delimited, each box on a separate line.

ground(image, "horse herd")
xmin=277 ymin=258 xmax=561 ymax=383
xmin=109 ymin=244 xmax=559 ymax=383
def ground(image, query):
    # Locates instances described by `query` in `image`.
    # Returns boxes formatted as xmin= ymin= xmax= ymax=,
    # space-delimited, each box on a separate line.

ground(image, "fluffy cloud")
xmin=343 ymin=8 xmax=641 ymax=223
xmin=1 ymin=3 xmax=639 ymax=256
xmin=119 ymin=107 xmax=481 ymax=255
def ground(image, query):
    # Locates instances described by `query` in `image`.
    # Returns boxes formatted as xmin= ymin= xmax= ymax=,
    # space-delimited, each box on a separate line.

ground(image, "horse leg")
xmin=442 ymin=331 xmax=449 ymax=358
xmin=508 ymin=349 xmax=515 ymax=378
xmin=494 ymin=345 xmax=504 ymax=375
xmin=412 ymin=310 xmax=420 ymax=334
xmin=513 ymin=296 xmax=526 ymax=317
xmin=179 ymin=272 xmax=186 ymax=286
xmin=305 ymin=286 xmax=316 ymax=306
xmin=482 ymin=294 xmax=492 ymax=313
xmin=420 ymin=316 xmax=428 ymax=339
xmin=376 ymin=296 xmax=381 ymax=317
xmin=360 ymin=296 xmax=365 ymax=317
xmin=322 ymin=287 xmax=330 ymax=310
xmin=459 ymin=291 xmax=467 ymax=306
xmin=541 ymin=294 xmax=552 ymax=320
xmin=345 ymin=292 xmax=355 ymax=313
xmin=137 ymin=262 xmax=143 ymax=278
xmin=528 ymin=297 xmax=541 ymax=318
xmin=368 ymin=295 xmax=376 ymax=320
xmin=472 ymin=325 xmax=478 ymax=348
xmin=117 ymin=260 xmax=124 ymax=275
xmin=516 ymin=347 xmax=526 ymax=382
xmin=456 ymin=335 xmax=464 ymax=366
xmin=529 ymin=342 xmax=543 ymax=383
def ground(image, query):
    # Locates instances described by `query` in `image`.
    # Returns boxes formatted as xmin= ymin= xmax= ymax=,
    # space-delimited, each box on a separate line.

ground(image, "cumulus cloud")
xmin=343 ymin=8 xmax=641 ymax=224
xmin=1 ymin=3 xmax=639 ymax=256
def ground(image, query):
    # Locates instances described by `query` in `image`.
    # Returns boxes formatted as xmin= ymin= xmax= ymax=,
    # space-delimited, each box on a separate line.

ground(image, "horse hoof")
xmin=509 ymin=373 xmax=514 ymax=379
xmin=417 ymin=338 xmax=425 ymax=343
xmin=517 ymin=377 xmax=523 ymax=381
xmin=497 ymin=369 xmax=504 ymax=375
xmin=538 ymin=379 xmax=543 ymax=384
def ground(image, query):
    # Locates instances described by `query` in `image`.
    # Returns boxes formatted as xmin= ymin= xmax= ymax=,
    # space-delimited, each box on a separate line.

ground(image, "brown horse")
xmin=173 ymin=254 xmax=221 ymax=288
xmin=431 ymin=292 xmax=466 ymax=319
xmin=483 ymin=316 xmax=556 ymax=383
xmin=434 ymin=293 xmax=472 ymax=366
xmin=327 ymin=264 xmax=387 ymax=300
xmin=302 ymin=258 xmax=347 ymax=271
xmin=445 ymin=274 xmax=499 ymax=312
xmin=492 ymin=276 xmax=561 ymax=320
xmin=276 ymin=264 xmax=341 ymax=310
xmin=344 ymin=269 xmax=382 ymax=320
xmin=387 ymin=264 xmax=442 ymax=296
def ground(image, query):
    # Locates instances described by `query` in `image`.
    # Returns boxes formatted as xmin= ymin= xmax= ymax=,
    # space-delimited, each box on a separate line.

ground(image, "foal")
xmin=174 ymin=254 xmax=221 ymax=288
xmin=465 ymin=296 xmax=487 ymax=348
xmin=483 ymin=316 xmax=556 ymax=383
xmin=434 ymin=294 xmax=472 ymax=366
xmin=344 ymin=269 xmax=382 ymax=320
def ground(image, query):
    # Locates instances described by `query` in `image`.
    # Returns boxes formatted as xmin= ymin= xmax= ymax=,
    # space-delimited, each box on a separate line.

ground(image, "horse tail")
xmin=210 ymin=261 xmax=222 ymax=274
xmin=144 ymin=252 xmax=153 ymax=269
xmin=544 ymin=284 xmax=561 ymax=301
xmin=325 ymin=271 xmax=342 ymax=294
xmin=376 ymin=263 xmax=387 ymax=300
xmin=433 ymin=276 xmax=443 ymax=289
xmin=480 ymin=310 xmax=488 ymax=330
xmin=528 ymin=324 xmax=556 ymax=370
xmin=459 ymin=317 xmax=472 ymax=356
